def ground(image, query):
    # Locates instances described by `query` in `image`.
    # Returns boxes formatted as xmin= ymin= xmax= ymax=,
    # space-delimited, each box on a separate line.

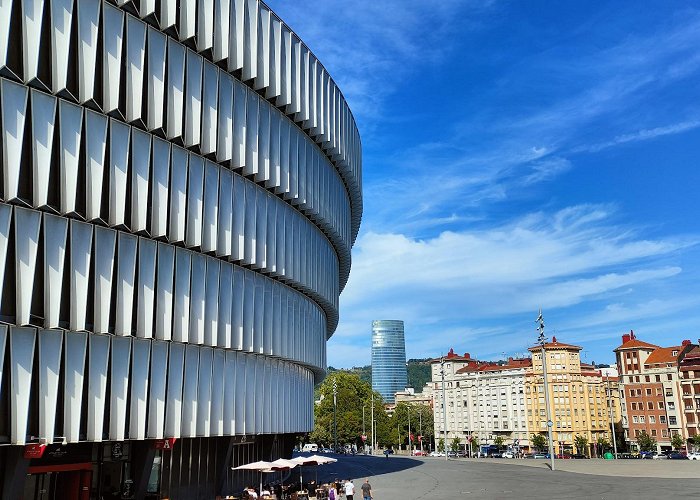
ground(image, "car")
xmin=570 ymin=454 xmax=588 ymax=459
xmin=320 ymin=447 xmax=333 ymax=453
xmin=412 ymin=450 xmax=426 ymax=456
xmin=668 ymin=452 xmax=688 ymax=460
xmin=502 ymin=452 xmax=515 ymax=459
xmin=642 ymin=452 xmax=666 ymax=460
xmin=532 ymin=453 xmax=548 ymax=459
xmin=429 ymin=451 xmax=445 ymax=457
xmin=301 ymin=443 xmax=318 ymax=453
xmin=688 ymin=452 xmax=700 ymax=460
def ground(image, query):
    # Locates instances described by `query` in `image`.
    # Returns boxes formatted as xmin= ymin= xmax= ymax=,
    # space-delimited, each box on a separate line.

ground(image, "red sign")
xmin=409 ymin=433 xmax=414 ymax=442
xmin=24 ymin=444 xmax=47 ymax=459
xmin=418 ymin=435 xmax=423 ymax=442
xmin=361 ymin=434 xmax=367 ymax=442
xmin=153 ymin=438 xmax=177 ymax=450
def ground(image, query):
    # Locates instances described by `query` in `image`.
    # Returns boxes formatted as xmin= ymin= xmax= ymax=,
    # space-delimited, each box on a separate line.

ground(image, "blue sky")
xmin=266 ymin=0 xmax=700 ymax=369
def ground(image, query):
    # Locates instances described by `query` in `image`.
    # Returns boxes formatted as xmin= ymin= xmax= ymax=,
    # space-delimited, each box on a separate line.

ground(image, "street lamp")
xmin=440 ymin=357 xmax=448 ymax=461
xmin=333 ymin=379 xmax=338 ymax=452
xmin=607 ymin=378 xmax=618 ymax=458
xmin=536 ymin=309 xmax=555 ymax=471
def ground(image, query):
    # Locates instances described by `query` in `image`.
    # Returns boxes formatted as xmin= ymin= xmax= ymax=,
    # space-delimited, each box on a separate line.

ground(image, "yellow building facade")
xmin=526 ymin=338 xmax=615 ymax=456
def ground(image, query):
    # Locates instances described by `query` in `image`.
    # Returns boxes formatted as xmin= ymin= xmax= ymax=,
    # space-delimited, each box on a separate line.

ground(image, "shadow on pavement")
xmin=293 ymin=454 xmax=425 ymax=485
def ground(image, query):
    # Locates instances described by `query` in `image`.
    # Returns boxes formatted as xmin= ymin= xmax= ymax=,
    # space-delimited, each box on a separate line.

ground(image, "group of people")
xmin=319 ymin=478 xmax=372 ymax=500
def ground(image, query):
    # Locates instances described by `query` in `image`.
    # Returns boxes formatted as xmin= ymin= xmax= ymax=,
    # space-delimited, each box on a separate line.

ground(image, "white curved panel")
xmin=256 ymin=102 xmax=270 ymax=184
xmin=254 ymin=3 xmax=270 ymax=91
xmin=252 ymin=273 xmax=264 ymax=353
xmin=217 ymin=262 xmax=233 ymax=348
xmin=0 ymin=0 xmax=12 ymax=71
xmin=125 ymin=16 xmax=147 ymax=123
xmin=0 ymin=205 xmax=10 ymax=311
xmin=30 ymin=89 xmax=57 ymax=208
xmin=43 ymin=214 xmax=68 ymax=328
xmin=146 ymin=27 xmax=167 ymax=131
xmin=186 ymin=154 xmax=204 ymax=248
xmin=172 ymin=247 xmax=191 ymax=343
xmin=164 ymin=342 xmax=185 ymax=438
xmin=109 ymin=336 xmax=131 ymax=440
xmin=155 ymin=243 xmax=175 ymax=341
xmin=129 ymin=338 xmax=150 ymax=440
xmin=108 ymin=119 xmax=131 ymax=228
xmin=58 ymin=100 xmax=83 ymax=214
xmin=201 ymin=62 xmax=218 ymax=155
xmin=217 ymin=168 xmax=233 ymax=257
xmin=223 ymin=350 xmax=236 ymax=434
xmin=84 ymin=110 xmax=108 ymax=221
xmin=136 ymin=238 xmax=157 ymax=338
xmin=115 ymin=232 xmax=138 ymax=336
xmin=70 ymin=221 xmax=93 ymax=331
xmin=196 ymin=347 xmax=213 ymax=436
xmin=228 ymin=0 xmax=245 ymax=72
xmin=241 ymin=0 xmax=258 ymax=82
xmin=231 ymin=266 xmax=244 ymax=350
xmin=22 ymin=0 xmax=45 ymax=83
xmin=210 ymin=348 xmax=225 ymax=436
xmin=197 ymin=0 xmax=214 ymax=52
xmin=87 ymin=333 xmax=109 ymax=441
xmin=92 ymin=226 xmax=117 ymax=333
xmin=131 ymin=129 xmax=151 ymax=232
xmin=242 ymin=180 xmax=256 ymax=265
xmin=160 ymin=0 xmax=176 ymax=29
xmin=76 ymin=0 xmax=100 ymax=102
xmin=242 ymin=270 xmax=253 ymax=351
xmin=213 ymin=0 xmax=230 ymax=62
xmin=1 ymin=79 xmax=28 ymax=201
xmin=231 ymin=78 xmax=246 ymax=169
xmin=102 ymin=4 xmax=124 ymax=113
xmin=181 ymin=344 xmax=199 ymax=437
xmin=14 ymin=207 xmax=41 ymax=326
xmin=147 ymin=340 xmax=168 ymax=439
xmin=184 ymin=50 xmax=203 ymax=148
xmin=262 ymin=278 xmax=272 ymax=355
xmin=243 ymin=90 xmax=258 ymax=176
xmin=151 ymin=138 xmax=170 ymax=237
xmin=189 ymin=253 xmax=206 ymax=344
xmin=204 ymin=257 xmax=219 ymax=346
xmin=235 ymin=351 xmax=247 ymax=434
xmin=166 ymin=39 xmax=186 ymax=140
xmin=202 ymin=160 xmax=219 ymax=252
xmin=63 ymin=331 xmax=87 ymax=442
xmin=10 ymin=327 xmax=36 ymax=444
xmin=179 ymin=0 xmax=196 ymax=41
xmin=216 ymin=72 xmax=233 ymax=163
xmin=231 ymin=173 xmax=246 ymax=261
xmin=168 ymin=146 xmax=188 ymax=243
xmin=50 ymin=0 xmax=74 ymax=93
xmin=254 ymin=189 xmax=267 ymax=269
xmin=38 ymin=329 xmax=63 ymax=443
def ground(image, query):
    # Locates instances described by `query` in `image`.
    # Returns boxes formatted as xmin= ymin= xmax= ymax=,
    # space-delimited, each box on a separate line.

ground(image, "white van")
xmin=301 ymin=443 xmax=318 ymax=452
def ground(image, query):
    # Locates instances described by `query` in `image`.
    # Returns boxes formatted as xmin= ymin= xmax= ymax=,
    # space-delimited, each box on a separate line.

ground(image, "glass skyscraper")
xmin=372 ymin=320 xmax=408 ymax=403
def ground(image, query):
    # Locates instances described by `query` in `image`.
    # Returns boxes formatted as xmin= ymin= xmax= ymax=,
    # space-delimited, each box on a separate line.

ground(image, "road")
xmin=299 ymin=454 xmax=700 ymax=499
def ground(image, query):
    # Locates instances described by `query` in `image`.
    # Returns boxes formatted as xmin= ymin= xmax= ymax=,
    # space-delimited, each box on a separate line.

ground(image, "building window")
xmin=649 ymin=416 xmax=655 ymax=424
xmin=633 ymin=416 xmax=639 ymax=423
xmin=647 ymin=402 xmax=653 ymax=410
xmin=651 ymin=429 xmax=657 ymax=437
xmin=669 ymin=416 xmax=677 ymax=425
xmin=639 ymin=416 xmax=645 ymax=423
xmin=655 ymin=375 xmax=661 ymax=382
xmin=660 ymin=415 xmax=667 ymax=424
xmin=658 ymin=402 xmax=665 ymax=409
xmin=645 ymin=376 xmax=650 ymax=382
xmin=662 ymin=429 xmax=668 ymax=437
xmin=668 ymin=374 xmax=673 ymax=381
xmin=646 ymin=388 xmax=652 ymax=396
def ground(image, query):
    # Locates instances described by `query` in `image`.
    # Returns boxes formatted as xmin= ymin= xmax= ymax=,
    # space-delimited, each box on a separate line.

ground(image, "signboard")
xmin=24 ymin=444 xmax=47 ymax=459
xmin=153 ymin=438 xmax=177 ymax=450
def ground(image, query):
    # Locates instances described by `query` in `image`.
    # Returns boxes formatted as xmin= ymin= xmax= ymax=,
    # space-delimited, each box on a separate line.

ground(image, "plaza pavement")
xmin=305 ymin=454 xmax=700 ymax=499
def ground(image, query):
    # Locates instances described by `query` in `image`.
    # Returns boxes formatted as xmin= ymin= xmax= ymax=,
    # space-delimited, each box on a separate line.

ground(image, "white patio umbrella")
xmin=232 ymin=460 xmax=274 ymax=494
xmin=269 ymin=459 xmax=299 ymax=491
xmin=291 ymin=455 xmax=338 ymax=487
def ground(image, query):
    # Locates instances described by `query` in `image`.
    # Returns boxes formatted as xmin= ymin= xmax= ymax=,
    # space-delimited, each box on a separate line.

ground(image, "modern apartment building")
xmin=0 ymin=0 xmax=362 ymax=497
xmin=679 ymin=344 xmax=700 ymax=439
xmin=372 ymin=320 xmax=408 ymax=403
xmin=527 ymin=338 xmax=612 ymax=456
xmin=431 ymin=351 xmax=531 ymax=451
xmin=614 ymin=332 xmax=692 ymax=451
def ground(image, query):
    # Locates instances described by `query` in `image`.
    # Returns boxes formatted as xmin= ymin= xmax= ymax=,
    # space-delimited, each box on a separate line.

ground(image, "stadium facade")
xmin=0 ymin=0 xmax=361 ymax=497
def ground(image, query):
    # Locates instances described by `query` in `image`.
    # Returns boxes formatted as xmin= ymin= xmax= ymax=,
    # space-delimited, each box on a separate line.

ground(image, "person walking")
xmin=344 ymin=479 xmax=355 ymax=500
xmin=361 ymin=479 xmax=372 ymax=500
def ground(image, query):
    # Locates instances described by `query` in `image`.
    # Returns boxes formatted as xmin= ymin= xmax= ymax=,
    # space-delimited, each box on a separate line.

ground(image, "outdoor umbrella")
xmin=269 ymin=458 xmax=299 ymax=492
xmin=232 ymin=460 xmax=274 ymax=494
xmin=291 ymin=455 xmax=338 ymax=487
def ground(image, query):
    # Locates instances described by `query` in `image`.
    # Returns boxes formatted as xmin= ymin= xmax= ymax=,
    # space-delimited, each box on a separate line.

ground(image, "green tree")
xmin=437 ymin=438 xmax=445 ymax=453
xmin=636 ymin=431 xmax=657 ymax=452
xmin=311 ymin=372 xmax=390 ymax=449
xmin=493 ymin=436 xmax=504 ymax=450
xmin=468 ymin=435 xmax=480 ymax=453
xmin=388 ymin=402 xmax=434 ymax=450
xmin=597 ymin=437 xmax=610 ymax=452
xmin=671 ymin=434 xmax=685 ymax=450
xmin=687 ymin=436 xmax=698 ymax=452
xmin=450 ymin=437 xmax=461 ymax=452
xmin=530 ymin=433 xmax=546 ymax=451
xmin=574 ymin=435 xmax=589 ymax=456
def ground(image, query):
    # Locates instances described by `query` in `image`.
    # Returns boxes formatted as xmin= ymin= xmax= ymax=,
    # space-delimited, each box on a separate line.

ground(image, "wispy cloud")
xmin=573 ymin=120 xmax=700 ymax=153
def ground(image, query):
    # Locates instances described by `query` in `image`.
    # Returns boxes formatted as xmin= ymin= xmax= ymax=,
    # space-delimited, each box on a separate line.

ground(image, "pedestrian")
xmin=344 ymin=479 xmax=355 ymax=500
xmin=328 ymin=483 xmax=337 ymax=500
xmin=361 ymin=478 xmax=372 ymax=500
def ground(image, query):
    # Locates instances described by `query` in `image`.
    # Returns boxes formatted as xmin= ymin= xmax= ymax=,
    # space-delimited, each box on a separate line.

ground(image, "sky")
xmin=265 ymin=0 xmax=700 ymax=369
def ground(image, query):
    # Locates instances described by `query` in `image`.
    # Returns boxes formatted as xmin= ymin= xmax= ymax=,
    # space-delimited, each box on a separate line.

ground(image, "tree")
xmin=493 ymin=436 xmax=504 ymax=450
xmin=574 ymin=435 xmax=589 ymax=456
xmin=671 ymin=434 xmax=685 ymax=450
xmin=687 ymin=436 xmax=698 ymax=452
xmin=597 ymin=437 xmax=610 ymax=452
xmin=450 ymin=437 xmax=461 ymax=452
xmin=389 ymin=402 xmax=434 ymax=450
xmin=437 ymin=438 xmax=445 ymax=453
xmin=311 ymin=372 xmax=391 ymax=449
xmin=636 ymin=431 xmax=657 ymax=452
xmin=530 ymin=433 xmax=546 ymax=452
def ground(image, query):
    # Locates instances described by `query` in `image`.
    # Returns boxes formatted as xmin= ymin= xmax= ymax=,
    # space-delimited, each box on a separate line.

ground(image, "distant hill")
xmin=328 ymin=358 xmax=433 ymax=393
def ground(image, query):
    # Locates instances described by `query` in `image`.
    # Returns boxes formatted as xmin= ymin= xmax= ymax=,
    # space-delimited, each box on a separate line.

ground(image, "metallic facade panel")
xmin=1 ymin=79 xmax=28 ymax=201
xmin=155 ymin=243 xmax=175 ymax=341
xmin=30 ymin=90 xmax=56 ymax=208
xmin=102 ymin=4 xmax=124 ymax=114
xmin=43 ymin=214 xmax=68 ymax=328
xmin=125 ymin=15 xmax=147 ymax=123
xmin=151 ymin=137 xmax=171 ymax=238
xmin=146 ymin=27 xmax=167 ymax=131
xmin=129 ymin=338 xmax=151 ymax=440
xmin=109 ymin=336 xmax=132 ymax=440
xmin=115 ymin=232 xmax=138 ymax=336
xmin=87 ymin=333 xmax=110 ymax=441
xmin=63 ymin=331 xmax=87 ymax=442
xmin=84 ymin=110 xmax=108 ymax=221
xmin=131 ymin=129 xmax=152 ymax=232
xmin=93 ymin=227 xmax=117 ymax=333
xmin=148 ymin=340 xmax=169 ymax=439
xmin=58 ymin=100 xmax=83 ymax=214
xmin=14 ymin=207 xmax=41 ymax=326
xmin=38 ymin=329 xmax=63 ymax=443
xmin=204 ymin=257 xmax=220 ymax=346
xmin=136 ymin=238 xmax=157 ymax=338
xmin=10 ymin=327 xmax=36 ymax=444
xmin=164 ymin=342 xmax=185 ymax=437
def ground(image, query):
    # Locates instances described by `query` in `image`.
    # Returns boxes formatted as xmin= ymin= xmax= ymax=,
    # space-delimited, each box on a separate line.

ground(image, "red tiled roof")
xmin=527 ymin=340 xmax=581 ymax=352
xmin=644 ymin=346 xmax=682 ymax=365
xmin=613 ymin=338 xmax=659 ymax=351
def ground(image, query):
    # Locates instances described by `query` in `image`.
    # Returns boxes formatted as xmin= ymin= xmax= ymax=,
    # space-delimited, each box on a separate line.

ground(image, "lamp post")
xmin=440 ymin=357 xmax=448 ymax=461
xmin=419 ymin=406 xmax=423 ymax=454
xmin=371 ymin=392 xmax=375 ymax=453
xmin=537 ymin=309 xmax=555 ymax=471
xmin=408 ymin=404 xmax=412 ymax=455
xmin=607 ymin=378 xmax=618 ymax=458
xmin=333 ymin=379 xmax=338 ymax=452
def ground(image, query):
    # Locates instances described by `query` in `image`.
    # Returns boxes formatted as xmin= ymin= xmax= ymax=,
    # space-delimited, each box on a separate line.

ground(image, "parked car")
xmin=320 ymin=447 xmax=333 ymax=453
xmin=668 ymin=452 xmax=688 ymax=460
xmin=429 ymin=451 xmax=445 ymax=457
xmin=570 ymin=454 xmax=588 ymax=459
xmin=301 ymin=443 xmax=318 ymax=453
xmin=412 ymin=450 xmax=426 ymax=456
xmin=502 ymin=451 xmax=515 ymax=459
xmin=532 ymin=453 xmax=548 ymax=459
xmin=688 ymin=452 xmax=700 ymax=460
xmin=642 ymin=451 xmax=666 ymax=460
